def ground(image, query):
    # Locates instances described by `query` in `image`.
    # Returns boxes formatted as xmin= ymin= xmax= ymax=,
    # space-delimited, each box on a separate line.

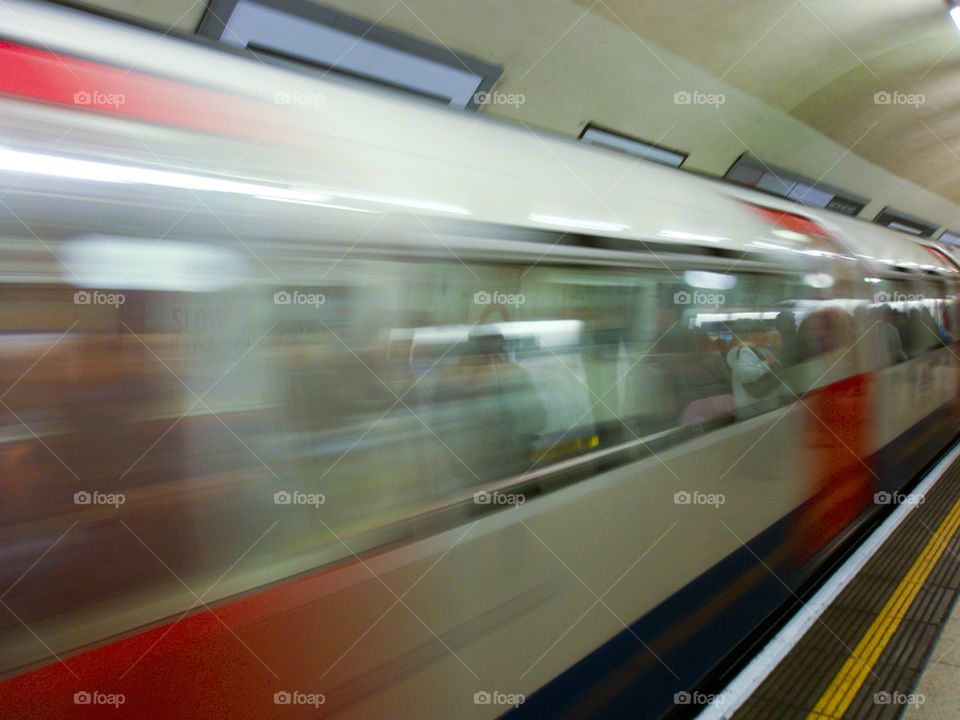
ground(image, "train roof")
xmin=717 ymin=184 xmax=958 ymax=278
xmin=0 ymin=0 xmax=781 ymax=259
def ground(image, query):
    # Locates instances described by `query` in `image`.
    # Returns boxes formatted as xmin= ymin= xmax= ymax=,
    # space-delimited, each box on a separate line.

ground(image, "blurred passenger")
xmin=774 ymin=311 xmax=801 ymax=367
xmin=850 ymin=304 xmax=869 ymax=356
xmin=675 ymin=329 xmax=734 ymax=428
xmin=852 ymin=305 xmax=869 ymax=334
xmin=940 ymin=301 xmax=957 ymax=345
xmin=876 ymin=305 xmax=907 ymax=365
xmin=726 ymin=323 xmax=781 ymax=417
xmin=891 ymin=307 xmax=911 ymax=358
xmin=921 ymin=306 xmax=942 ymax=350
xmin=907 ymin=307 xmax=924 ymax=356
xmin=850 ymin=304 xmax=881 ymax=372
xmin=435 ymin=329 xmax=546 ymax=481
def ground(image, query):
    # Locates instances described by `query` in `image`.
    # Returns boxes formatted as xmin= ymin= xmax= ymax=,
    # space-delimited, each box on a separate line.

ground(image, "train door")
xmin=742 ymin=205 xmax=872 ymax=565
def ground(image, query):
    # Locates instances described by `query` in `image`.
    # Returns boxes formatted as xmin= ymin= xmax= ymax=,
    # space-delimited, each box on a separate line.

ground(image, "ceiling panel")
xmin=577 ymin=0 xmax=960 ymax=203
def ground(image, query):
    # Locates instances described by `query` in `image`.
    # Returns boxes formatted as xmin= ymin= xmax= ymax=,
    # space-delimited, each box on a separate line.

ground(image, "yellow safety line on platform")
xmin=806 ymin=496 xmax=960 ymax=719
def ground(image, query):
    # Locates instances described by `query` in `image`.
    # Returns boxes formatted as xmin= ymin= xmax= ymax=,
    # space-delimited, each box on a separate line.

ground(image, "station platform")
xmin=698 ymin=442 xmax=960 ymax=720
xmin=904 ymin=599 xmax=960 ymax=719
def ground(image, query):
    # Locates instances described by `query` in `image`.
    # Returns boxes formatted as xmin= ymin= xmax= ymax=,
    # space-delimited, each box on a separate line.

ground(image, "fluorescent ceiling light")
xmin=693 ymin=311 xmax=778 ymax=327
xmin=580 ymin=126 xmax=685 ymax=168
xmin=951 ymin=5 xmax=960 ymax=32
xmin=683 ymin=270 xmax=737 ymax=290
xmin=803 ymin=272 xmax=834 ymax=289
xmin=62 ymin=235 xmax=246 ymax=291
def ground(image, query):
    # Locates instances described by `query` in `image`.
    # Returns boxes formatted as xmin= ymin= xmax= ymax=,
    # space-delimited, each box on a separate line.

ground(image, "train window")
xmin=6 ymin=255 xmax=944 ymax=676
xmin=840 ymin=275 xmax=954 ymax=373
xmin=911 ymin=278 xmax=952 ymax=353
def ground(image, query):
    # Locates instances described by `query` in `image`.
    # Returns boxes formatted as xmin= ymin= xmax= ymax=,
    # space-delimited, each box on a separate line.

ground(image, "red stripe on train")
xmin=0 ymin=552 xmax=373 ymax=719
xmin=747 ymin=204 xmax=832 ymax=238
xmin=797 ymin=371 xmax=872 ymax=562
xmin=0 ymin=41 xmax=273 ymax=140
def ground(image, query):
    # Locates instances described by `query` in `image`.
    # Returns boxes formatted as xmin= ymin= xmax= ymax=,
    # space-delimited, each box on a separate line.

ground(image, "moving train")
xmin=0 ymin=2 xmax=958 ymax=718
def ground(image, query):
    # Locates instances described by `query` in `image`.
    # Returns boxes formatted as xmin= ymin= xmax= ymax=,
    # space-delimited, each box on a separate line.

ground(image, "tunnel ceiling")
xmin=577 ymin=0 xmax=960 ymax=207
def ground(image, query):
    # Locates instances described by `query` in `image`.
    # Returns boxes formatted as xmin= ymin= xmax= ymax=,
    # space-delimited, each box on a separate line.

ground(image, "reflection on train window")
xmin=3 ymin=259 xmax=959 ymax=676
xmin=852 ymin=278 xmax=953 ymax=366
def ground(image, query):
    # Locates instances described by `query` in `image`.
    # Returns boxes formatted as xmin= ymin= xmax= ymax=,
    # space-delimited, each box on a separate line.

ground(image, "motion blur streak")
xmin=1 ymin=3 xmax=959 ymax=720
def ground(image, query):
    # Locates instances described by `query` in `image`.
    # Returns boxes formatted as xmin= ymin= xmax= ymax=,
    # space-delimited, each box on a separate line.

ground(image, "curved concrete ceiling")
xmin=578 ymin=0 xmax=960 ymax=205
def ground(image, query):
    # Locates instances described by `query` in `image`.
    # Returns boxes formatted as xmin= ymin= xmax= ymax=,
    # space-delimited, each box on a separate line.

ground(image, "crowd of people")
xmin=672 ymin=301 xmax=954 ymax=426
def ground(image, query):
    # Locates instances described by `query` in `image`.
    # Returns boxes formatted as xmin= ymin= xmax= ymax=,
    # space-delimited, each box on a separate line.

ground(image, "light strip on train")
xmin=62 ymin=236 xmax=247 ymax=292
xmin=0 ymin=146 xmax=331 ymax=203
xmin=332 ymin=190 xmax=469 ymax=215
xmin=528 ymin=213 xmax=629 ymax=232
xmin=0 ymin=147 xmax=470 ymax=215
xmin=253 ymin=196 xmax=381 ymax=214
xmin=683 ymin=270 xmax=737 ymax=290
xmin=658 ymin=230 xmax=727 ymax=242
xmin=693 ymin=311 xmax=778 ymax=326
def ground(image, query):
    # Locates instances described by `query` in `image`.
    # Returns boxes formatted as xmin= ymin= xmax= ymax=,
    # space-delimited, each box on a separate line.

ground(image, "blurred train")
xmin=1 ymin=2 xmax=959 ymax=718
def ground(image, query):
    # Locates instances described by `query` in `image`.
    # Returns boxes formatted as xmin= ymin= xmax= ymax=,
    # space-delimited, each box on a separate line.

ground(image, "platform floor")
xmin=730 ymin=451 xmax=960 ymax=720
xmin=903 ymin=599 xmax=960 ymax=719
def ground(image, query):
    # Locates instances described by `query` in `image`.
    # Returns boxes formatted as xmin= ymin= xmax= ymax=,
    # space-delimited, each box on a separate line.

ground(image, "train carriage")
xmin=0 ymin=2 xmax=959 ymax=718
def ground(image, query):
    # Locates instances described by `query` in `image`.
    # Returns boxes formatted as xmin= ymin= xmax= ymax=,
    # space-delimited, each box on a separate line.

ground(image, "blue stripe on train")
xmin=874 ymin=401 xmax=959 ymax=494
xmin=505 ymin=405 xmax=958 ymax=720
xmin=503 ymin=512 xmax=792 ymax=720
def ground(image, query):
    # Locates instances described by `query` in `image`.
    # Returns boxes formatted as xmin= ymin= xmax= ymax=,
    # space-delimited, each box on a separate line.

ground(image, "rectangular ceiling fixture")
xmin=199 ymin=0 xmax=501 ymax=109
xmin=949 ymin=1 xmax=960 ymax=31
xmin=724 ymin=154 xmax=868 ymax=217
xmin=938 ymin=230 xmax=960 ymax=248
xmin=874 ymin=207 xmax=938 ymax=238
xmin=579 ymin=123 xmax=687 ymax=168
